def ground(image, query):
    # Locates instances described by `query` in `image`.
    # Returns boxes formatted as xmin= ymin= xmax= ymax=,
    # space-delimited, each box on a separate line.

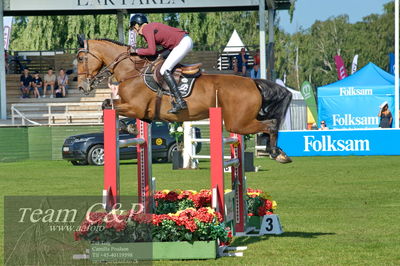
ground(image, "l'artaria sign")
xmin=5 ymin=0 xmax=261 ymax=11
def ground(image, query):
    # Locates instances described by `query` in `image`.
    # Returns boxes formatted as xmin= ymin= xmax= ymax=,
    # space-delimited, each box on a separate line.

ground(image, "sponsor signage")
xmin=7 ymin=0 xmax=261 ymax=11
xmin=277 ymin=129 xmax=400 ymax=156
xmin=317 ymin=63 xmax=395 ymax=129
xmin=318 ymin=95 xmax=394 ymax=129
xmin=3 ymin=17 xmax=12 ymax=50
xmin=339 ymin=87 xmax=372 ymax=96
xmin=300 ymin=81 xmax=318 ymax=123
xmin=334 ymin=55 xmax=348 ymax=80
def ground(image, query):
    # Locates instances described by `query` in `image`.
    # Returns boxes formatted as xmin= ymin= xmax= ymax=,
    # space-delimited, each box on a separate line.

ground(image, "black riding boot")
xmin=163 ymin=70 xmax=188 ymax=114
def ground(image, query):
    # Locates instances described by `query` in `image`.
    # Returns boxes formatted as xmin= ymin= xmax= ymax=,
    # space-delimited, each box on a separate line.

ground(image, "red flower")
xmin=87 ymin=212 xmax=107 ymax=225
xmin=113 ymin=220 xmax=127 ymax=232
xmin=165 ymin=191 xmax=180 ymax=202
xmin=194 ymin=208 xmax=214 ymax=223
xmin=152 ymin=214 xmax=170 ymax=225
xmin=178 ymin=190 xmax=194 ymax=200
xmin=265 ymin=199 xmax=273 ymax=210
xmin=189 ymin=190 xmax=211 ymax=208
xmin=183 ymin=220 xmax=197 ymax=232
xmin=154 ymin=191 xmax=167 ymax=200
xmin=215 ymin=211 xmax=223 ymax=223
xmin=247 ymin=188 xmax=263 ymax=194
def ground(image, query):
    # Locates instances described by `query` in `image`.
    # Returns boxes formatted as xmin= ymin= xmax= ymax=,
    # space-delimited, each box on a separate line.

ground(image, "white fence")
xmin=11 ymin=102 xmax=103 ymax=125
xmin=183 ymin=120 xmax=234 ymax=169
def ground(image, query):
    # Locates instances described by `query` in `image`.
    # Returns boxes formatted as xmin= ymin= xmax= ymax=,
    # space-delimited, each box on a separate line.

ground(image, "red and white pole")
xmin=210 ymin=107 xmax=246 ymax=233
xmin=136 ymin=119 xmax=152 ymax=213
xmin=210 ymin=107 xmax=225 ymax=217
xmin=230 ymin=132 xmax=245 ymax=233
xmin=103 ymin=109 xmax=119 ymax=210
xmin=103 ymin=109 xmax=152 ymax=213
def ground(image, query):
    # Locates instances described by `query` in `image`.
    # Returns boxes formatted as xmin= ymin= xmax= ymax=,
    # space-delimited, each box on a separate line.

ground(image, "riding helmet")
xmin=130 ymin=14 xmax=148 ymax=29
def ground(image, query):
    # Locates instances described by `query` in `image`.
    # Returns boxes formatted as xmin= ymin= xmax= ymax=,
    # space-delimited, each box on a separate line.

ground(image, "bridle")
xmin=76 ymin=40 xmax=150 ymax=94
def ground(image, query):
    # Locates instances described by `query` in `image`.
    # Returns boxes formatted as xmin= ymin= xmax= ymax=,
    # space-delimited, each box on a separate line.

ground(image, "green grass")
xmin=1 ymin=156 xmax=400 ymax=265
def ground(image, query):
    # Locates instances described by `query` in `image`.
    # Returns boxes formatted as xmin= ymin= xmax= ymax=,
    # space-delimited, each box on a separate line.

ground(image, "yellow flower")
xmin=206 ymin=207 xmax=215 ymax=214
xmin=161 ymin=189 xmax=170 ymax=194
xmin=247 ymin=192 xmax=260 ymax=197
xmin=272 ymin=201 xmax=277 ymax=210
xmin=224 ymin=189 xmax=232 ymax=193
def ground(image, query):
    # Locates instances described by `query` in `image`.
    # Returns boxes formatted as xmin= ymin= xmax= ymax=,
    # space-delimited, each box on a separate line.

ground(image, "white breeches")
xmin=160 ymin=35 xmax=193 ymax=75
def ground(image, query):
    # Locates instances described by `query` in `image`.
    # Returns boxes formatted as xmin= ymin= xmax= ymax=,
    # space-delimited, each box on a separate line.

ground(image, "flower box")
xmin=247 ymin=216 xmax=262 ymax=230
xmin=90 ymin=241 xmax=217 ymax=261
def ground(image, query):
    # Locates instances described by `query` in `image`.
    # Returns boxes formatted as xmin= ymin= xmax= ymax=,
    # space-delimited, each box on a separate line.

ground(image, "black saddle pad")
xmin=143 ymin=66 xmax=198 ymax=98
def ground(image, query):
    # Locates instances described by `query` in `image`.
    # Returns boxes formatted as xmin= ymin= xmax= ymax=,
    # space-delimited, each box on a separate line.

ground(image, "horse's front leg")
xmin=101 ymin=98 xmax=122 ymax=110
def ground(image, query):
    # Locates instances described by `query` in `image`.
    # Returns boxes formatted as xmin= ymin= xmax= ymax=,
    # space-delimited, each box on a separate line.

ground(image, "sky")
xmin=278 ymin=0 xmax=393 ymax=34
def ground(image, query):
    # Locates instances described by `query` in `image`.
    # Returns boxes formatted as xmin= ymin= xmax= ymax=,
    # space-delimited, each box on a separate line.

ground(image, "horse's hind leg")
xmin=265 ymin=131 xmax=292 ymax=164
xmin=253 ymin=120 xmax=292 ymax=164
xmin=264 ymin=93 xmax=292 ymax=163
xmin=225 ymin=118 xmax=291 ymax=164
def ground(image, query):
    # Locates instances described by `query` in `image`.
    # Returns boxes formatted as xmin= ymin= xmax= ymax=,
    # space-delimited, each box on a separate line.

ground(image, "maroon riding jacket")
xmin=136 ymin=22 xmax=188 ymax=56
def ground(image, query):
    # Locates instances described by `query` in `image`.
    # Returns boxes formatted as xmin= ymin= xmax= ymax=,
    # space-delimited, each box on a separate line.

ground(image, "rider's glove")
xmin=130 ymin=47 xmax=137 ymax=54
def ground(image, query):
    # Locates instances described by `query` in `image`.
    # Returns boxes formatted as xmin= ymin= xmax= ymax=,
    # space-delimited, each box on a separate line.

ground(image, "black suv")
xmin=62 ymin=119 xmax=201 ymax=166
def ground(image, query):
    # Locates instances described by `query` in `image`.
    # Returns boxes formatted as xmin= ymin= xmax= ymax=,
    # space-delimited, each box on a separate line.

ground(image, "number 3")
xmin=265 ymin=218 xmax=273 ymax=231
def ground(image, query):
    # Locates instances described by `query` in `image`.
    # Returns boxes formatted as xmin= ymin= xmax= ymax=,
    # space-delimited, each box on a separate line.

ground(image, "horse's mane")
xmin=94 ymin=38 xmax=130 ymax=47
xmin=92 ymin=38 xmax=158 ymax=62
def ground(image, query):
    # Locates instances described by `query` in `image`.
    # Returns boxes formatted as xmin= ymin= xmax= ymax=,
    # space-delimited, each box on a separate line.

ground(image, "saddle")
xmin=144 ymin=59 xmax=202 ymax=98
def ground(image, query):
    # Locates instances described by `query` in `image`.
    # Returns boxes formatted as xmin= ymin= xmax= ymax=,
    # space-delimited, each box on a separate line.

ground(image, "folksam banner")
xmin=334 ymin=55 xmax=348 ymax=80
xmin=351 ymin=54 xmax=358 ymax=74
xmin=300 ymin=81 xmax=318 ymax=123
xmin=3 ymin=17 xmax=12 ymax=50
xmin=318 ymin=62 xmax=394 ymax=129
xmin=277 ymin=129 xmax=400 ymax=156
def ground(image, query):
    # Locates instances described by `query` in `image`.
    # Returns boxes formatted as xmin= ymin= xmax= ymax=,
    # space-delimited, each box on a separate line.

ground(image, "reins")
xmin=77 ymin=40 xmax=152 ymax=88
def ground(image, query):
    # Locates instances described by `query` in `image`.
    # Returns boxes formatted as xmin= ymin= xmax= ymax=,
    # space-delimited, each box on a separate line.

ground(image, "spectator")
xmin=55 ymin=86 xmax=63 ymax=98
xmin=43 ymin=67 xmax=56 ymax=98
xmin=19 ymin=67 xmax=32 ymax=99
xmin=250 ymin=49 xmax=261 ymax=79
xmin=319 ymin=120 xmax=329 ymax=130
xmin=378 ymin=101 xmax=392 ymax=128
xmin=234 ymin=48 xmax=249 ymax=77
xmin=31 ymin=71 xmax=43 ymax=98
xmin=57 ymin=68 xmax=69 ymax=97
xmin=253 ymin=49 xmax=260 ymax=67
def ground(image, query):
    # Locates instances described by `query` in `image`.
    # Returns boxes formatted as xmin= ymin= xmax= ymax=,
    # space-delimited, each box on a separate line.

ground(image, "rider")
xmin=129 ymin=13 xmax=192 ymax=114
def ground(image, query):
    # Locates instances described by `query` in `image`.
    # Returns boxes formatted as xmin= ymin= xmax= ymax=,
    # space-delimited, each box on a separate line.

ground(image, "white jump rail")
xmin=119 ymin=138 xmax=145 ymax=148
xmin=11 ymin=102 xmax=103 ymax=125
xmin=183 ymin=120 xmax=231 ymax=169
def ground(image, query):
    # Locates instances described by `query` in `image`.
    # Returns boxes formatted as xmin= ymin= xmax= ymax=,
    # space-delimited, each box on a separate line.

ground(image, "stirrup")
xmin=168 ymin=101 xmax=187 ymax=114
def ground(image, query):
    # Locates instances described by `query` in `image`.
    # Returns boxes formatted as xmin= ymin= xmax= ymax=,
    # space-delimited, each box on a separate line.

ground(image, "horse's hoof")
xmin=102 ymin=99 xmax=112 ymax=110
xmin=275 ymin=153 xmax=292 ymax=164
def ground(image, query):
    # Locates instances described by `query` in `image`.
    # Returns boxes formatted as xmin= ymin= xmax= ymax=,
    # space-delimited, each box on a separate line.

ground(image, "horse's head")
xmin=76 ymin=34 xmax=104 ymax=95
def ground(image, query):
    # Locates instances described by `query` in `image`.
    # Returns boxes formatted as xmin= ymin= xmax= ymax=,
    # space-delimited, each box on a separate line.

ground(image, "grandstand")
xmin=5 ymin=51 xmax=222 ymax=126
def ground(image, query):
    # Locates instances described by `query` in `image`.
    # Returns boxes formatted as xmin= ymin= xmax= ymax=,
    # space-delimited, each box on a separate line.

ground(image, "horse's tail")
xmin=253 ymin=79 xmax=292 ymax=124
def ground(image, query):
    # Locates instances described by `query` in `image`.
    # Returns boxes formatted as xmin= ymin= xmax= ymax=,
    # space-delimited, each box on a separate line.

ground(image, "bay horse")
xmin=76 ymin=36 xmax=292 ymax=163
